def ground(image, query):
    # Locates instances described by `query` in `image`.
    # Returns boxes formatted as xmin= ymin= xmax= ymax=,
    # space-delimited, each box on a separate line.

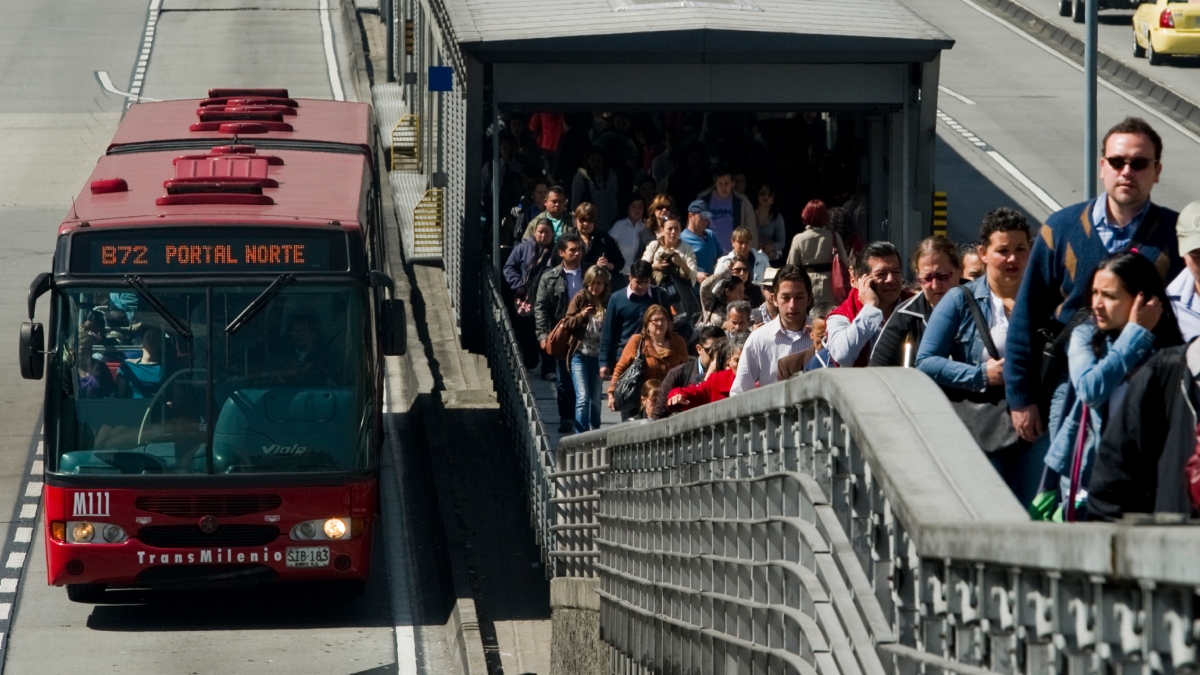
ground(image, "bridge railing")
xmin=480 ymin=280 xmax=1200 ymax=673
xmin=558 ymin=368 xmax=1200 ymax=674
xmin=481 ymin=272 xmax=556 ymax=567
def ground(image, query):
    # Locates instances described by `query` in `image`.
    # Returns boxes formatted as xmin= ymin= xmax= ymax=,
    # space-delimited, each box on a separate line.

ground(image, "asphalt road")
xmin=904 ymin=0 xmax=1200 ymax=241
xmin=1023 ymin=0 xmax=1200 ymax=105
xmin=0 ymin=1 xmax=420 ymax=674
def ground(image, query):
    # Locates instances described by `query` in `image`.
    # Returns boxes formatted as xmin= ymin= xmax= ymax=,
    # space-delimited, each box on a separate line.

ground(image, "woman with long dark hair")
xmin=755 ymin=182 xmax=787 ymax=265
xmin=563 ymin=266 xmax=613 ymax=433
xmin=1041 ymin=252 xmax=1184 ymax=520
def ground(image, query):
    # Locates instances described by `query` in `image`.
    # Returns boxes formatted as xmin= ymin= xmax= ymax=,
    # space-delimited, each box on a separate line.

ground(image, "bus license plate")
xmin=286 ymin=547 xmax=330 ymax=568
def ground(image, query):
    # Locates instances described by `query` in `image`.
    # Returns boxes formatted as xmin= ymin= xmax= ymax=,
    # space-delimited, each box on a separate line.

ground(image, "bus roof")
xmin=108 ymin=98 xmax=374 ymax=156
xmin=62 ymin=147 xmax=368 ymax=235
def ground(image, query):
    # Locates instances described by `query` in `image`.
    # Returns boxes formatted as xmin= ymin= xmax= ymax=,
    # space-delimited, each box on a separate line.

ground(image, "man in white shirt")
xmin=1167 ymin=200 xmax=1200 ymax=341
xmin=730 ymin=265 xmax=813 ymax=394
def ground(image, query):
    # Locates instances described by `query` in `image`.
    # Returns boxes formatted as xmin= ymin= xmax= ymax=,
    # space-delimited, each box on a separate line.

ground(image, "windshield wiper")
xmin=125 ymin=276 xmax=193 ymax=340
xmin=225 ymin=274 xmax=295 ymax=335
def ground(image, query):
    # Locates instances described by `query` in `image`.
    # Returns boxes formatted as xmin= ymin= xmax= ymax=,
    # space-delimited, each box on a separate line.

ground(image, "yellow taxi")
xmin=1134 ymin=0 xmax=1200 ymax=65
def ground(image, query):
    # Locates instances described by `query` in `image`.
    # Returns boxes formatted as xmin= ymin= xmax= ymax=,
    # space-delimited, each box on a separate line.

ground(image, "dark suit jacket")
xmin=776 ymin=346 xmax=817 ymax=381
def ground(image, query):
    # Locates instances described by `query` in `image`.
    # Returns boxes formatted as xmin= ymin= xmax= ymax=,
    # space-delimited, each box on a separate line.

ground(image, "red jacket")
xmin=529 ymin=113 xmax=565 ymax=152
xmin=667 ymin=369 xmax=736 ymax=412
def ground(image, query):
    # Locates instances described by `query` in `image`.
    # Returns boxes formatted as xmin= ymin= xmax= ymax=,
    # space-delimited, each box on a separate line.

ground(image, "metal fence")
xmin=481 ymin=272 xmax=556 ymax=568
xmin=545 ymin=368 xmax=1200 ymax=674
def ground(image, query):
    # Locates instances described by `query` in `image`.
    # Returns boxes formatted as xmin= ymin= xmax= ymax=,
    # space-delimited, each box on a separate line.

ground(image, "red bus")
xmin=18 ymin=89 xmax=405 ymax=601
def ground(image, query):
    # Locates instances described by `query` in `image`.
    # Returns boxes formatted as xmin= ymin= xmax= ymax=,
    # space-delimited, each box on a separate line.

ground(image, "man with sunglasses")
xmin=1006 ymin=117 xmax=1183 ymax=444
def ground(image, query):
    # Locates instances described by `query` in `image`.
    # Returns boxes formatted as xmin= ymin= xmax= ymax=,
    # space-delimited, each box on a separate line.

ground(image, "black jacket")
xmin=869 ymin=293 xmax=932 ymax=367
xmin=580 ymin=231 xmax=625 ymax=277
xmin=1086 ymin=344 xmax=1198 ymax=521
xmin=534 ymin=266 xmax=575 ymax=342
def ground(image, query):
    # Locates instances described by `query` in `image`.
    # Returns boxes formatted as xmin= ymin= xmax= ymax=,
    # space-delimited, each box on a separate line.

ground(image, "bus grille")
xmin=138 ymin=525 xmax=280 ymax=548
xmin=135 ymin=494 xmax=282 ymax=517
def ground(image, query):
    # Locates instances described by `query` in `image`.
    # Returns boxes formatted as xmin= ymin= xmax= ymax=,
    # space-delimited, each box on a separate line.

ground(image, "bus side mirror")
xmin=381 ymin=299 xmax=407 ymax=356
xmin=19 ymin=322 xmax=45 ymax=380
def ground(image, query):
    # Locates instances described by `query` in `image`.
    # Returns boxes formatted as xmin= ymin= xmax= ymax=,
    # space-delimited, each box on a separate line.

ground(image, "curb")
xmin=340 ymin=2 xmax=490 ymax=674
xmin=974 ymin=0 xmax=1200 ymax=132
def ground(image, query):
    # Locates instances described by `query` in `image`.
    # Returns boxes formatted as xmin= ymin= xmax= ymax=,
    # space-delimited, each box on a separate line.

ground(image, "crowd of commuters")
xmin=502 ymin=112 xmax=1200 ymax=523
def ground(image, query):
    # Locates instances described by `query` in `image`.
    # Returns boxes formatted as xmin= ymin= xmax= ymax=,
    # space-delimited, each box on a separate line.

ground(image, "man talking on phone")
xmin=825 ymin=242 xmax=910 ymax=368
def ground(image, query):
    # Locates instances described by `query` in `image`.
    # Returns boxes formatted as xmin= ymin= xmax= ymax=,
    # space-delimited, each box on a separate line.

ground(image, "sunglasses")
xmin=919 ymin=271 xmax=954 ymax=284
xmin=1104 ymin=156 xmax=1155 ymax=172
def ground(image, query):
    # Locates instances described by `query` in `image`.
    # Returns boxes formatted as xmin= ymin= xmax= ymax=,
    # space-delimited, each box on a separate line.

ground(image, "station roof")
xmin=439 ymin=0 xmax=954 ymax=63
xmin=63 ymin=148 xmax=367 ymax=232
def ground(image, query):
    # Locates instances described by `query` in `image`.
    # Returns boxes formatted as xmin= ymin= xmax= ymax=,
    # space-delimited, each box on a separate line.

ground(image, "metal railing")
xmin=481 ymin=272 xmax=556 ymax=569
xmin=544 ymin=368 xmax=1200 ymax=674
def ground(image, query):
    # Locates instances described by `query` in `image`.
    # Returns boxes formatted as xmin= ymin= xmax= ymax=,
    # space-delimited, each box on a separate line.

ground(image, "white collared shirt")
xmin=730 ymin=316 xmax=813 ymax=394
xmin=1168 ymin=268 xmax=1200 ymax=341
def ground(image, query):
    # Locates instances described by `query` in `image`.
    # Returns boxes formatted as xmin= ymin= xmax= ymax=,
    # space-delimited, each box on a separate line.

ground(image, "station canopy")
xmin=438 ymin=0 xmax=954 ymax=108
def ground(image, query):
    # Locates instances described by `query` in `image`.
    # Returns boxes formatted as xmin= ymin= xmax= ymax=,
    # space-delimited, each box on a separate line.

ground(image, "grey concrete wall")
xmin=550 ymin=578 xmax=605 ymax=675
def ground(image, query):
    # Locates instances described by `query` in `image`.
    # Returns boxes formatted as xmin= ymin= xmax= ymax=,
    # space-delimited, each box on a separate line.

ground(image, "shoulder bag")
xmin=944 ymin=293 xmax=1026 ymax=455
xmin=612 ymin=338 xmax=646 ymax=413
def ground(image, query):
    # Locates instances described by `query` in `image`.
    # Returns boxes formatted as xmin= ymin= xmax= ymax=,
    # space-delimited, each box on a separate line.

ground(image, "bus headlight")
xmin=323 ymin=518 xmax=347 ymax=539
xmin=70 ymin=522 xmax=95 ymax=543
xmin=102 ymin=524 xmax=127 ymax=543
xmin=290 ymin=518 xmax=359 ymax=541
xmin=292 ymin=521 xmax=318 ymax=540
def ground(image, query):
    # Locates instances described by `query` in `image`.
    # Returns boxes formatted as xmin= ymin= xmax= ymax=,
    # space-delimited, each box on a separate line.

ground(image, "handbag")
xmin=542 ymin=317 xmax=571 ymax=360
xmin=944 ymin=292 xmax=1026 ymax=455
xmin=830 ymin=234 xmax=850 ymax=304
xmin=612 ymin=338 xmax=646 ymax=413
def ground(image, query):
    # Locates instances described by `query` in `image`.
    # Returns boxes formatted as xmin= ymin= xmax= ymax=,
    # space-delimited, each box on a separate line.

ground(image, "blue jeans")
xmin=569 ymin=353 xmax=601 ymax=433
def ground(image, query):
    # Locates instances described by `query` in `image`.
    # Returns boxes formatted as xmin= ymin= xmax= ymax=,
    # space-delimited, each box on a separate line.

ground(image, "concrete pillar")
xmin=549 ymin=578 xmax=605 ymax=675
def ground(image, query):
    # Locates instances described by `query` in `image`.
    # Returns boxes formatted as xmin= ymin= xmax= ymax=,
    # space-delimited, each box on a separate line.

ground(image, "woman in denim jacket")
xmin=916 ymin=208 xmax=1036 ymax=501
xmin=1043 ymin=252 xmax=1182 ymax=519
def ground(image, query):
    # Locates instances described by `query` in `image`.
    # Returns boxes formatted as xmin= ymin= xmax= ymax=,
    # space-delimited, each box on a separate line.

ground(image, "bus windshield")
xmin=49 ymin=284 xmax=373 ymax=476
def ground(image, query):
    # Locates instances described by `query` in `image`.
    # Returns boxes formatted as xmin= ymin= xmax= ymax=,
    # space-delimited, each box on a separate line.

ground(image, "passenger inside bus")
xmin=116 ymin=327 xmax=164 ymax=399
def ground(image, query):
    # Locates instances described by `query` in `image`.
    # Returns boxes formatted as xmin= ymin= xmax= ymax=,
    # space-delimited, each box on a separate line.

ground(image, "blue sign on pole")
xmin=428 ymin=66 xmax=453 ymax=92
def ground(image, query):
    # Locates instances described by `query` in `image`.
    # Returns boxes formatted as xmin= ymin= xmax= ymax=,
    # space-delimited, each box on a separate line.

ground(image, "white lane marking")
xmin=939 ymin=85 xmax=977 ymax=105
xmin=125 ymin=0 xmax=164 ymax=109
xmin=380 ymin=380 xmax=418 ymax=675
xmin=0 ymin=604 xmax=9 ymax=621
xmin=29 ymin=460 xmax=41 ymax=476
xmin=18 ymin=505 xmax=35 ymax=520
xmin=12 ymin=530 xmax=30 ymax=545
xmin=0 ymin=579 xmax=15 ymax=594
xmin=319 ymin=0 xmax=346 ymax=101
xmin=938 ymin=109 xmax=1064 ymax=213
xmin=34 ymin=441 xmax=41 ymax=456
xmin=23 ymin=483 xmax=41 ymax=498
xmin=4 ymin=553 xmax=25 ymax=570
xmin=95 ymin=71 xmax=136 ymax=100
xmin=959 ymin=0 xmax=1200 ymax=147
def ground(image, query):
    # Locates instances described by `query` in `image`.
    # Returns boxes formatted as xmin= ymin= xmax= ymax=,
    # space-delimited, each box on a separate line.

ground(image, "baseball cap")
xmin=754 ymin=267 xmax=779 ymax=288
xmin=687 ymin=200 xmax=712 ymax=220
xmin=1178 ymin=200 xmax=1200 ymax=254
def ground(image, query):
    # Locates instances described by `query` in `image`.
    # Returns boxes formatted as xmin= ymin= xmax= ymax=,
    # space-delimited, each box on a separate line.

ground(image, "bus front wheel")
xmin=66 ymin=583 xmax=107 ymax=603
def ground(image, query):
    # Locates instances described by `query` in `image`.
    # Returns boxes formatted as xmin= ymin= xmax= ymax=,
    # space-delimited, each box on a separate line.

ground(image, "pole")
xmin=492 ymin=110 xmax=501 ymax=282
xmin=1084 ymin=0 xmax=1098 ymax=199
